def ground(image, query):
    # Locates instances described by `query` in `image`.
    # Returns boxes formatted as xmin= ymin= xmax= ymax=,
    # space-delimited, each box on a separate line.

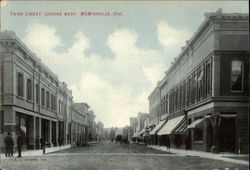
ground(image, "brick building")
xmin=0 ymin=31 xmax=73 ymax=149
xmin=71 ymin=104 xmax=87 ymax=146
xmin=150 ymin=10 xmax=249 ymax=153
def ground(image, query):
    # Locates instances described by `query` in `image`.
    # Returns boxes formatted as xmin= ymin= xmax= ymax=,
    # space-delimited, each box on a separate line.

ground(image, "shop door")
xmin=220 ymin=117 xmax=236 ymax=153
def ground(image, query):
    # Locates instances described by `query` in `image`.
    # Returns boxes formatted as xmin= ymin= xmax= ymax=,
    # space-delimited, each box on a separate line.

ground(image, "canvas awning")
xmin=187 ymin=118 xmax=203 ymax=129
xmin=150 ymin=120 xmax=167 ymax=135
xmin=132 ymin=131 xmax=139 ymax=138
xmin=138 ymin=128 xmax=146 ymax=136
xmin=172 ymin=117 xmax=187 ymax=134
xmin=158 ymin=115 xmax=185 ymax=135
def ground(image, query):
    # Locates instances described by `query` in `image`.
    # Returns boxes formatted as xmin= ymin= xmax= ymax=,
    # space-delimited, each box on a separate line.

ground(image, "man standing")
xmin=4 ymin=132 xmax=14 ymax=157
xmin=9 ymin=133 xmax=14 ymax=157
xmin=17 ymin=132 xmax=23 ymax=157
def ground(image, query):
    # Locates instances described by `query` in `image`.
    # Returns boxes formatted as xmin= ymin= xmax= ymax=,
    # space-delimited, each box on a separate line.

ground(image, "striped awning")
xmin=150 ymin=120 xmax=167 ymax=135
xmin=158 ymin=115 xmax=185 ymax=135
xmin=138 ymin=128 xmax=146 ymax=136
xmin=172 ymin=117 xmax=187 ymax=134
xmin=187 ymin=118 xmax=203 ymax=129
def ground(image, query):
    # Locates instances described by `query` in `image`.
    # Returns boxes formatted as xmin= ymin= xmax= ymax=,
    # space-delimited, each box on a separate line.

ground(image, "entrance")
xmin=219 ymin=117 xmax=236 ymax=153
xmin=16 ymin=112 xmax=30 ymax=148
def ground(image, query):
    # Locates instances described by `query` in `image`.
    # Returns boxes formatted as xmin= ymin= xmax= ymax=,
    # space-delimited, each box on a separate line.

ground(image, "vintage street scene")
xmin=0 ymin=1 xmax=249 ymax=170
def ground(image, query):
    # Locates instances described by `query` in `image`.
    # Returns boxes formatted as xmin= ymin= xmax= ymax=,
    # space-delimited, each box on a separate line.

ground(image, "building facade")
xmin=0 ymin=31 xmax=73 ymax=150
xmin=150 ymin=10 xmax=249 ymax=153
xmin=71 ymin=104 xmax=87 ymax=146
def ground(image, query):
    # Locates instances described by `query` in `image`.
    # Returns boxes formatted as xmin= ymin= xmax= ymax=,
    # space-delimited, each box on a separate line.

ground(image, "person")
xmin=4 ymin=132 xmax=14 ymax=157
xmin=166 ymin=136 xmax=170 ymax=149
xmin=9 ymin=133 xmax=14 ymax=157
xmin=17 ymin=132 xmax=23 ymax=157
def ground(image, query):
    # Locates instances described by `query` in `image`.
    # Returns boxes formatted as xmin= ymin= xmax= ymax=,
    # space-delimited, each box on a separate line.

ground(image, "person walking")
xmin=4 ymin=132 xmax=14 ymax=157
xmin=17 ymin=132 xmax=23 ymax=157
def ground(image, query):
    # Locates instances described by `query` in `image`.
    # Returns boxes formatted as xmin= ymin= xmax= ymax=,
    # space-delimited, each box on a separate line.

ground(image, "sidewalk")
xmin=0 ymin=145 xmax=71 ymax=160
xmin=148 ymin=145 xmax=249 ymax=166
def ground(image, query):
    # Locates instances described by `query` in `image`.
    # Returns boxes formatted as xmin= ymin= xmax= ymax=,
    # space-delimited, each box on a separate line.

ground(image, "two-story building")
xmin=152 ymin=10 xmax=249 ymax=153
xmin=0 ymin=31 xmax=73 ymax=150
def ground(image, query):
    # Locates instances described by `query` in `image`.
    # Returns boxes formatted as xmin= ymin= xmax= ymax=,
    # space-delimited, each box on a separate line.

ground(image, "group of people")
xmin=4 ymin=132 xmax=23 ymax=158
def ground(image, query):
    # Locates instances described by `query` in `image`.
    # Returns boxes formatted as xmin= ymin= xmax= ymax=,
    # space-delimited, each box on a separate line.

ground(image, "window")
xmin=165 ymin=95 xmax=168 ymax=114
xmin=41 ymin=88 xmax=45 ymax=106
xmin=231 ymin=60 xmax=243 ymax=91
xmin=46 ymin=91 xmax=50 ymax=108
xmin=36 ymin=84 xmax=39 ymax=103
xmin=27 ymin=79 xmax=32 ymax=100
xmin=59 ymin=100 xmax=61 ymax=114
xmin=51 ymin=94 xmax=54 ymax=110
xmin=206 ymin=61 xmax=211 ymax=96
xmin=17 ymin=73 xmax=23 ymax=97
xmin=194 ymin=128 xmax=203 ymax=141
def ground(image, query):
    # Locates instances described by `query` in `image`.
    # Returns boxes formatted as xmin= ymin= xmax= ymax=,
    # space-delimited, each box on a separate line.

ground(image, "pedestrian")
xmin=9 ymin=133 xmax=14 ymax=157
xmin=166 ymin=136 xmax=170 ymax=149
xmin=4 ymin=132 xmax=14 ymax=157
xmin=17 ymin=132 xmax=23 ymax=157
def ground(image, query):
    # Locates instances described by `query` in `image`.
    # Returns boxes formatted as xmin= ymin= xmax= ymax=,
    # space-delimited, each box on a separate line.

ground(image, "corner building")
xmin=0 ymin=31 xmax=73 ymax=150
xmin=153 ymin=11 xmax=249 ymax=153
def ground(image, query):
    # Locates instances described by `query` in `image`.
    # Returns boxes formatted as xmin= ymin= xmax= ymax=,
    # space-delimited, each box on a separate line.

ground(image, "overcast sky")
xmin=1 ymin=1 xmax=248 ymax=128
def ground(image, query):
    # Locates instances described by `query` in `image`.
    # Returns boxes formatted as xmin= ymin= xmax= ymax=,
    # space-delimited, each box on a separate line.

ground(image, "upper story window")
xmin=41 ymin=88 xmax=45 ymax=106
xmin=36 ymin=84 xmax=39 ymax=104
xmin=27 ymin=79 xmax=32 ymax=101
xmin=17 ymin=73 xmax=24 ymax=97
xmin=231 ymin=60 xmax=243 ymax=92
xmin=46 ymin=91 xmax=50 ymax=108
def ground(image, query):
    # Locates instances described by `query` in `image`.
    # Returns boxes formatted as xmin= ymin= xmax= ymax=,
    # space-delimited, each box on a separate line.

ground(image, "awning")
xmin=172 ymin=117 xmax=187 ymax=134
xmin=187 ymin=118 xmax=203 ymax=129
xmin=138 ymin=128 xmax=146 ymax=136
xmin=158 ymin=115 xmax=185 ymax=135
xmin=132 ymin=131 xmax=139 ymax=138
xmin=150 ymin=120 xmax=167 ymax=135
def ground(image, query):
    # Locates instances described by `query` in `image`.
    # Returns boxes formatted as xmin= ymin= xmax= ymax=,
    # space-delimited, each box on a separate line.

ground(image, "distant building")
xmin=73 ymin=103 xmax=96 ymax=142
xmin=95 ymin=121 xmax=104 ymax=141
xmin=72 ymin=104 xmax=87 ymax=146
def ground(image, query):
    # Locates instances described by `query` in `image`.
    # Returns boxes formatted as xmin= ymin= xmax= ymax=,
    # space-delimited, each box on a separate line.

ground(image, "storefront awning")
xmin=172 ymin=117 xmax=187 ymax=134
xmin=132 ymin=131 xmax=139 ymax=138
xmin=138 ymin=128 xmax=146 ymax=136
xmin=150 ymin=120 xmax=167 ymax=135
xmin=187 ymin=118 xmax=203 ymax=129
xmin=158 ymin=115 xmax=185 ymax=135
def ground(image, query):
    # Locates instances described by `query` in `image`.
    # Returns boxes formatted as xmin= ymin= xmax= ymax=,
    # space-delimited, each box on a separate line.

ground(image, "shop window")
xmin=194 ymin=128 xmax=203 ymax=141
xmin=17 ymin=72 xmax=23 ymax=97
xmin=27 ymin=79 xmax=32 ymax=101
xmin=231 ymin=60 xmax=243 ymax=92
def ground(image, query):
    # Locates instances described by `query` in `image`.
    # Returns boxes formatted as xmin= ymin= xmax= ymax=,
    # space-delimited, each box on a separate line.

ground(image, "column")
xmin=35 ymin=117 xmax=41 ymax=149
xmin=29 ymin=116 xmax=36 ymax=150
xmin=210 ymin=114 xmax=220 ymax=153
xmin=56 ymin=121 xmax=59 ymax=146
xmin=49 ymin=120 xmax=52 ymax=147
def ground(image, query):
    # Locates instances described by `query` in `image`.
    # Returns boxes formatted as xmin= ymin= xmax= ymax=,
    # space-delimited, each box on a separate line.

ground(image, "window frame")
xmin=231 ymin=60 xmax=244 ymax=92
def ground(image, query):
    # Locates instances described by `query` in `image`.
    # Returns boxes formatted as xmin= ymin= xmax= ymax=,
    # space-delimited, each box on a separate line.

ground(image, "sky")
xmin=0 ymin=1 xmax=248 ymax=128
